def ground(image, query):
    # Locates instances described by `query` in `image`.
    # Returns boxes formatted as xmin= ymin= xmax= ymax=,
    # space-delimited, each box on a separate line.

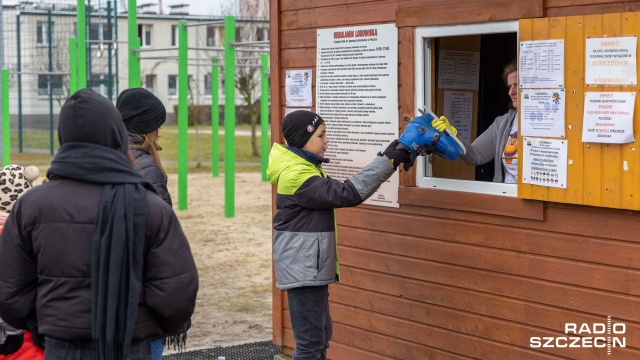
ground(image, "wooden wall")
xmin=270 ymin=0 xmax=640 ymax=358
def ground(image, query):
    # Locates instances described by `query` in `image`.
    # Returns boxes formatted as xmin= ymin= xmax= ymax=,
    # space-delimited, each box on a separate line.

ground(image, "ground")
xmin=167 ymin=171 xmax=274 ymax=350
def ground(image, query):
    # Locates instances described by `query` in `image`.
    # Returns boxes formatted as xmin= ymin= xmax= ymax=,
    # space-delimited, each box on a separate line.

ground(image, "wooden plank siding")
xmin=271 ymin=0 xmax=640 ymax=358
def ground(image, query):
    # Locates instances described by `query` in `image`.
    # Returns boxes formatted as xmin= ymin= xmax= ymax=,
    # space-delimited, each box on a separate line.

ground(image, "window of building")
xmin=415 ymin=21 xmax=518 ymax=197
xmin=256 ymin=27 xmax=269 ymax=42
xmin=90 ymin=74 xmax=109 ymax=96
xmin=37 ymin=74 xmax=64 ymax=97
xmin=235 ymin=28 xmax=242 ymax=43
xmin=206 ymin=26 xmax=217 ymax=47
xmin=36 ymin=21 xmax=53 ymax=46
xmin=171 ymin=25 xmax=178 ymax=47
xmin=138 ymin=24 xmax=152 ymax=47
xmin=145 ymin=74 xmax=156 ymax=93
xmin=168 ymin=74 xmax=177 ymax=96
xmin=168 ymin=75 xmax=194 ymax=97
xmin=204 ymin=73 xmax=212 ymax=96
xmin=89 ymin=23 xmax=113 ymax=42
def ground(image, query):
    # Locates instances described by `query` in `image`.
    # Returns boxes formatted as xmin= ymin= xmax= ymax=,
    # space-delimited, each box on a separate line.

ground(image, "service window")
xmin=415 ymin=21 xmax=519 ymax=196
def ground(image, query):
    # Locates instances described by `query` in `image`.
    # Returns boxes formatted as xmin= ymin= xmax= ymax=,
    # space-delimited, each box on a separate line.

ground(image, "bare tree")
xmin=220 ymin=0 xmax=270 ymax=157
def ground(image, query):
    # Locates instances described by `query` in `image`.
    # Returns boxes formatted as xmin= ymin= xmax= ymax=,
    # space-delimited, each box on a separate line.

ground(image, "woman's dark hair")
xmin=502 ymin=59 xmax=518 ymax=85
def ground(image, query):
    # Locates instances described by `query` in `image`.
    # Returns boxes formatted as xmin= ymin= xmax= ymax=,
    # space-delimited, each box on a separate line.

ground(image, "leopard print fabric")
xmin=0 ymin=165 xmax=32 ymax=212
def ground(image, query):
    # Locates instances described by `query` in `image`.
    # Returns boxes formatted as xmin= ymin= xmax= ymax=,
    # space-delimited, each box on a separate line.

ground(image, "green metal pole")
xmin=224 ymin=16 xmax=236 ymax=218
xmin=69 ymin=37 xmax=78 ymax=95
xmin=260 ymin=54 xmax=269 ymax=182
xmin=2 ymin=69 xmax=10 ymax=166
xmin=211 ymin=57 xmax=219 ymax=177
xmin=77 ymin=0 xmax=87 ymax=89
xmin=128 ymin=0 xmax=141 ymax=88
xmin=177 ymin=20 xmax=188 ymax=210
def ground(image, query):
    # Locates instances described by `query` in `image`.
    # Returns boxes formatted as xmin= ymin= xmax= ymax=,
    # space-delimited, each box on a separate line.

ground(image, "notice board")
xmin=518 ymin=13 xmax=640 ymax=210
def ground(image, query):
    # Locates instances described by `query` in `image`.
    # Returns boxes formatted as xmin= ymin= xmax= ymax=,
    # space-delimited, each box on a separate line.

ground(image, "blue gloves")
xmin=398 ymin=112 xmax=436 ymax=153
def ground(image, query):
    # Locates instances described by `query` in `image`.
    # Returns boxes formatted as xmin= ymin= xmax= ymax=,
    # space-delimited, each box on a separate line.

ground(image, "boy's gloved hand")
xmin=431 ymin=115 xmax=458 ymax=136
xmin=380 ymin=140 xmax=414 ymax=171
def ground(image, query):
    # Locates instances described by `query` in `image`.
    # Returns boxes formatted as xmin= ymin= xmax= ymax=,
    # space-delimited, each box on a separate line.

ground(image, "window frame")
xmin=36 ymin=21 xmax=53 ymax=46
xmin=37 ymin=74 xmax=65 ymax=98
xmin=138 ymin=24 xmax=152 ymax=47
xmin=168 ymin=74 xmax=178 ymax=97
xmin=414 ymin=20 xmax=519 ymax=197
xmin=171 ymin=25 xmax=178 ymax=47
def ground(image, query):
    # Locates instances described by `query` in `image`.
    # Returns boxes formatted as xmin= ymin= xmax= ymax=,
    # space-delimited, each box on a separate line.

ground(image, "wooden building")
xmin=269 ymin=1 xmax=640 ymax=358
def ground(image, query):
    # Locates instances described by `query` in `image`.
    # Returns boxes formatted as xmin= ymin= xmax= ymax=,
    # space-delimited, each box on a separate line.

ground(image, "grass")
xmin=9 ymin=126 xmax=265 ymax=173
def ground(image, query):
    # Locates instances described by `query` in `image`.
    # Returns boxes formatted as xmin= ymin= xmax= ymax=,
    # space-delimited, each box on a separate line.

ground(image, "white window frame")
xmin=139 ymin=24 xmax=152 ymax=47
xmin=171 ymin=25 xmax=178 ymax=47
xmin=414 ymin=20 xmax=519 ymax=197
xmin=36 ymin=21 xmax=52 ymax=46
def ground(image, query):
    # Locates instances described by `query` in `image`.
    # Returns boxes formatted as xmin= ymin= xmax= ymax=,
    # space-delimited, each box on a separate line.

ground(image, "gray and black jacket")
xmin=459 ymin=109 xmax=517 ymax=183
xmin=266 ymin=143 xmax=395 ymax=290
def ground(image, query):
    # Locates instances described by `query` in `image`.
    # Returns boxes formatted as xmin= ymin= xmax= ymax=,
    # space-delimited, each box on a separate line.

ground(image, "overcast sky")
xmin=6 ymin=0 xmax=239 ymax=17
xmin=148 ymin=0 xmax=238 ymax=16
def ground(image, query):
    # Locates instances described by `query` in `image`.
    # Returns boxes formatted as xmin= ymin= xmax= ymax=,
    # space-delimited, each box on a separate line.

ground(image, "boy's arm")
xmin=294 ymin=153 xmax=396 ymax=209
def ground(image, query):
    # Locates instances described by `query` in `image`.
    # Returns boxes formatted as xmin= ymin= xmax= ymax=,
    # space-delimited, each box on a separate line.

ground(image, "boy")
xmin=266 ymin=110 xmax=438 ymax=359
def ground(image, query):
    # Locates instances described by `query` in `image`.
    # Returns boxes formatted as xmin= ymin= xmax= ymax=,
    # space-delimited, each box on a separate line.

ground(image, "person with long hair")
xmin=116 ymin=87 xmax=172 ymax=206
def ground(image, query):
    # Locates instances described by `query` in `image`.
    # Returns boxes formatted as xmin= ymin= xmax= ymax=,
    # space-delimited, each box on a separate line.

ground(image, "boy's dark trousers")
xmin=287 ymin=285 xmax=333 ymax=360
xmin=44 ymin=337 xmax=152 ymax=359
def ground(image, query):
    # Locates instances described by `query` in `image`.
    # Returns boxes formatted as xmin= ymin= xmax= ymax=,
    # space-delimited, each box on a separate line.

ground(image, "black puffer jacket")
xmin=129 ymin=133 xmax=172 ymax=206
xmin=0 ymin=90 xmax=197 ymax=343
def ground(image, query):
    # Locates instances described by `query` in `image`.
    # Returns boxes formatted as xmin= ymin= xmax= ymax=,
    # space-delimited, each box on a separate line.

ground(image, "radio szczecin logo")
xmin=530 ymin=316 xmax=625 ymax=355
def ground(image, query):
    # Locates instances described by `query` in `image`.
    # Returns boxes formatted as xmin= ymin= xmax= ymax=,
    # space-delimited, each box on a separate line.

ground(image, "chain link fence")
xmin=1 ymin=0 xmax=118 ymax=168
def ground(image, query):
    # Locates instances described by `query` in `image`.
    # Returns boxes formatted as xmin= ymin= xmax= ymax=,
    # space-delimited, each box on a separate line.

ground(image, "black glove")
xmin=380 ymin=140 xmax=414 ymax=171
xmin=0 ymin=333 xmax=24 ymax=355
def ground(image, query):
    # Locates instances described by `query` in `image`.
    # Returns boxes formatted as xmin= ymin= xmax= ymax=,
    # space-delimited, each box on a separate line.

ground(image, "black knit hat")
xmin=282 ymin=110 xmax=325 ymax=148
xmin=116 ymin=88 xmax=166 ymax=134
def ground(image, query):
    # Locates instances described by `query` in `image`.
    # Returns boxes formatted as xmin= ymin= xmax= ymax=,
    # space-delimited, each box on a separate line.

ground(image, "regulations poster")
xmin=522 ymin=137 xmax=568 ymax=188
xmin=519 ymin=40 xmax=564 ymax=88
xmin=316 ymin=24 xmax=399 ymax=207
xmin=521 ymin=89 xmax=566 ymax=137
xmin=582 ymin=92 xmax=635 ymax=143
xmin=585 ymin=36 xmax=637 ymax=86
xmin=285 ymin=69 xmax=313 ymax=107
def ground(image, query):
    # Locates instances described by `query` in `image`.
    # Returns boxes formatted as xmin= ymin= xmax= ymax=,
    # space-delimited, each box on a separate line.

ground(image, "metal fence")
xmin=1 ymin=0 xmax=118 ymax=168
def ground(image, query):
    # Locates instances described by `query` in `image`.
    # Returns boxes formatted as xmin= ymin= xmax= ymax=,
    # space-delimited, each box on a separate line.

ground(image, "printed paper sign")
xmin=521 ymin=89 xmax=565 ymax=137
xmin=437 ymin=50 xmax=480 ymax=90
xmin=522 ymin=137 xmax=568 ymax=188
xmin=316 ymin=24 xmax=399 ymax=207
xmin=443 ymin=91 xmax=473 ymax=143
xmin=582 ymin=92 xmax=635 ymax=143
xmin=585 ymin=36 xmax=637 ymax=86
xmin=285 ymin=69 xmax=313 ymax=107
xmin=519 ymin=40 xmax=564 ymax=88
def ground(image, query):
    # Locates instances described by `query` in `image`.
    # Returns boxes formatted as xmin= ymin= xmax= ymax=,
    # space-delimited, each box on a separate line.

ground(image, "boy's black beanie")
xmin=282 ymin=110 xmax=324 ymax=148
